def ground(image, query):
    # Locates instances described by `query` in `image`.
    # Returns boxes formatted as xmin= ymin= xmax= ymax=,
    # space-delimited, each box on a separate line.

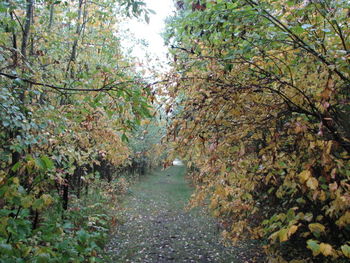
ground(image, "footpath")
xmin=105 ymin=166 xmax=262 ymax=262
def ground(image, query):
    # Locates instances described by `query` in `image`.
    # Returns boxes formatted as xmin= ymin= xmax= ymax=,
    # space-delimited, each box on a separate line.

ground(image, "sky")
xmin=121 ymin=0 xmax=175 ymax=71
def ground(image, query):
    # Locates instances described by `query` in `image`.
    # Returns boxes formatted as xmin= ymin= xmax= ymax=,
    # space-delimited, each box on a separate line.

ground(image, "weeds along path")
xmin=105 ymin=166 xmax=261 ymax=262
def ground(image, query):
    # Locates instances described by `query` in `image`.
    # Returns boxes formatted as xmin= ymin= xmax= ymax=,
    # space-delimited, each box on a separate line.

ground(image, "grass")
xmin=129 ymin=166 xmax=191 ymax=208
xmin=105 ymin=165 xmax=263 ymax=262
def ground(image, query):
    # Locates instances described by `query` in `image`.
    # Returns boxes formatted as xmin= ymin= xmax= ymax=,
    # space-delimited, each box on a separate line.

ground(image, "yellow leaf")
xmin=308 ymin=223 xmax=325 ymax=235
xmin=300 ymin=231 xmax=311 ymax=238
xmin=288 ymin=225 xmax=298 ymax=237
xmin=0 ymin=217 xmax=9 ymax=235
xmin=23 ymin=246 xmax=32 ymax=257
xmin=298 ymin=170 xmax=311 ymax=183
xmin=336 ymin=211 xmax=350 ymax=228
xmin=210 ymin=197 xmax=218 ymax=209
xmin=41 ymin=194 xmax=53 ymax=206
xmin=319 ymin=243 xmax=333 ymax=256
xmin=329 ymin=182 xmax=338 ymax=192
xmin=269 ymin=231 xmax=278 ymax=243
xmin=278 ymin=228 xmax=288 ymax=242
xmin=319 ymin=190 xmax=326 ymax=201
xmin=13 ymin=177 xmax=20 ymax=185
xmin=0 ymin=171 xmax=6 ymax=186
xmin=341 ymin=244 xmax=350 ymax=258
xmin=21 ymin=196 xmax=34 ymax=208
xmin=306 ymin=177 xmax=318 ymax=190
xmin=320 ymin=87 xmax=332 ymax=100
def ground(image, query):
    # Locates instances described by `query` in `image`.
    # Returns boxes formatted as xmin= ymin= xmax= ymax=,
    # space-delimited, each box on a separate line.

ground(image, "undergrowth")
xmin=0 ymin=177 xmax=129 ymax=263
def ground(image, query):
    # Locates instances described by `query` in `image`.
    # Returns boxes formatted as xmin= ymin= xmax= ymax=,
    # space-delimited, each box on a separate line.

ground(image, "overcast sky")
xmin=121 ymin=0 xmax=174 ymax=71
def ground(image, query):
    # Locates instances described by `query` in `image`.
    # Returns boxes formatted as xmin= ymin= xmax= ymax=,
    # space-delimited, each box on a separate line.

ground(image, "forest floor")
xmin=104 ymin=166 xmax=264 ymax=262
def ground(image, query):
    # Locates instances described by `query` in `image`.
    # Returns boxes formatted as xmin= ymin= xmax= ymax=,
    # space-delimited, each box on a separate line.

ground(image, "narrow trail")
xmin=105 ymin=166 xmax=262 ymax=263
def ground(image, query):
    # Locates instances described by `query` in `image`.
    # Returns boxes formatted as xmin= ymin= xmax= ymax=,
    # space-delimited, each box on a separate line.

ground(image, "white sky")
xmin=121 ymin=0 xmax=174 ymax=73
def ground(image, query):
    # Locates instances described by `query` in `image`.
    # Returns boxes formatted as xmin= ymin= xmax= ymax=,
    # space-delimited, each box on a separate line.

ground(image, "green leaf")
xmin=307 ymin=239 xmax=320 ymax=256
xmin=0 ymin=243 xmax=13 ymax=256
xmin=341 ymin=244 xmax=350 ymax=258
xmin=121 ymin=133 xmax=129 ymax=143
xmin=37 ymin=253 xmax=51 ymax=263
xmin=77 ymin=229 xmax=88 ymax=244
xmin=35 ymin=156 xmax=54 ymax=171
xmin=21 ymin=196 xmax=34 ymax=208
xmin=41 ymin=155 xmax=54 ymax=170
xmin=32 ymin=199 xmax=45 ymax=210
xmin=0 ymin=4 xmax=8 ymax=13
xmin=3 ymin=120 xmax=10 ymax=127
xmin=278 ymin=228 xmax=288 ymax=242
xmin=35 ymin=157 xmax=46 ymax=170
xmin=291 ymin=25 xmax=303 ymax=34
xmin=145 ymin=14 xmax=150 ymax=24
xmin=11 ymin=161 xmax=21 ymax=172
xmin=148 ymin=9 xmax=156 ymax=15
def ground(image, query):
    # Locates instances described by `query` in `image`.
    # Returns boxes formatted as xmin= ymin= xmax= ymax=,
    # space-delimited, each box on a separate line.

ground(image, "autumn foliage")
xmin=0 ymin=0 xmax=155 ymax=261
xmin=165 ymin=0 xmax=350 ymax=261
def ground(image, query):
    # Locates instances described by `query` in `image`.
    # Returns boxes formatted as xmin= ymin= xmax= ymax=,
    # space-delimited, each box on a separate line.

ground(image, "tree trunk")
xmin=31 ymin=209 xmax=39 ymax=229
xmin=85 ymin=183 xmax=89 ymax=195
xmin=62 ymin=175 xmax=70 ymax=210
xmin=6 ymin=0 xmax=18 ymax=66
xmin=76 ymin=167 xmax=82 ymax=199
xmin=21 ymin=0 xmax=34 ymax=61
xmin=66 ymin=0 xmax=86 ymax=76
xmin=48 ymin=3 xmax=54 ymax=30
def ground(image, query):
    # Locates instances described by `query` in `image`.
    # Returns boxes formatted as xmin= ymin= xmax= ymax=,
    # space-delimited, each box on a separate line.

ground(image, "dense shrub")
xmin=165 ymin=0 xmax=350 ymax=261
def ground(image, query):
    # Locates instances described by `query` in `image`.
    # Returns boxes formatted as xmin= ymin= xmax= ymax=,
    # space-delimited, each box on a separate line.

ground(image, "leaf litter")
xmin=105 ymin=166 xmax=264 ymax=262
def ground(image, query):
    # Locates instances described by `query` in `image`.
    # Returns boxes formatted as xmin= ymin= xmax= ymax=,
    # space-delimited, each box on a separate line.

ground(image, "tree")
xmin=0 ymin=0 xmax=155 ymax=261
xmin=165 ymin=0 xmax=350 ymax=261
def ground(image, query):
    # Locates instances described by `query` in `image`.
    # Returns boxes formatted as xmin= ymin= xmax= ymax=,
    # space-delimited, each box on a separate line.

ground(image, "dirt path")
xmin=105 ymin=166 xmax=262 ymax=262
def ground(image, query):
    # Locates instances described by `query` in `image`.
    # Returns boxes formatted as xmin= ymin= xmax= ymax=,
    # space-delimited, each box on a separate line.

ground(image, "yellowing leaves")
xmin=307 ymin=240 xmax=334 ymax=257
xmin=336 ymin=211 xmax=350 ymax=228
xmin=329 ymin=181 xmax=338 ymax=192
xmin=308 ymin=223 xmax=325 ymax=237
xmin=141 ymin=119 xmax=151 ymax=125
xmin=41 ymin=194 xmax=53 ymax=206
xmin=12 ymin=177 xmax=20 ymax=185
xmin=288 ymin=225 xmax=298 ymax=236
xmin=319 ymin=243 xmax=333 ymax=256
xmin=167 ymin=0 xmax=350 ymax=261
xmin=318 ymin=190 xmax=327 ymax=202
xmin=294 ymin=122 xmax=307 ymax=133
xmin=306 ymin=177 xmax=319 ymax=190
xmin=214 ymin=185 xmax=232 ymax=198
xmin=320 ymin=87 xmax=333 ymax=100
xmin=0 ymin=172 xmax=5 ymax=186
xmin=0 ymin=217 xmax=9 ymax=236
xmin=298 ymin=170 xmax=311 ymax=183
xmin=269 ymin=225 xmax=299 ymax=243
xmin=298 ymin=170 xmax=318 ymax=190
xmin=278 ymin=229 xmax=288 ymax=242
xmin=21 ymin=196 xmax=34 ymax=208
xmin=341 ymin=244 xmax=350 ymax=258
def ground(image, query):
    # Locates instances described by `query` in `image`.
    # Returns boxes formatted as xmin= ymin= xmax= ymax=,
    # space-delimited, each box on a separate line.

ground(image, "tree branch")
xmin=0 ymin=72 xmax=137 ymax=92
xmin=244 ymin=0 xmax=349 ymax=82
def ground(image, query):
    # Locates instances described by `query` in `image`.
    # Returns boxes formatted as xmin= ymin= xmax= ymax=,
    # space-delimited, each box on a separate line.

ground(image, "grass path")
xmin=105 ymin=166 xmax=262 ymax=262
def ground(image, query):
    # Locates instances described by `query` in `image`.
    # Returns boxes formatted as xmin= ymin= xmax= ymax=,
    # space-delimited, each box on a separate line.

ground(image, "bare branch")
xmin=0 ymin=72 xmax=137 ymax=92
